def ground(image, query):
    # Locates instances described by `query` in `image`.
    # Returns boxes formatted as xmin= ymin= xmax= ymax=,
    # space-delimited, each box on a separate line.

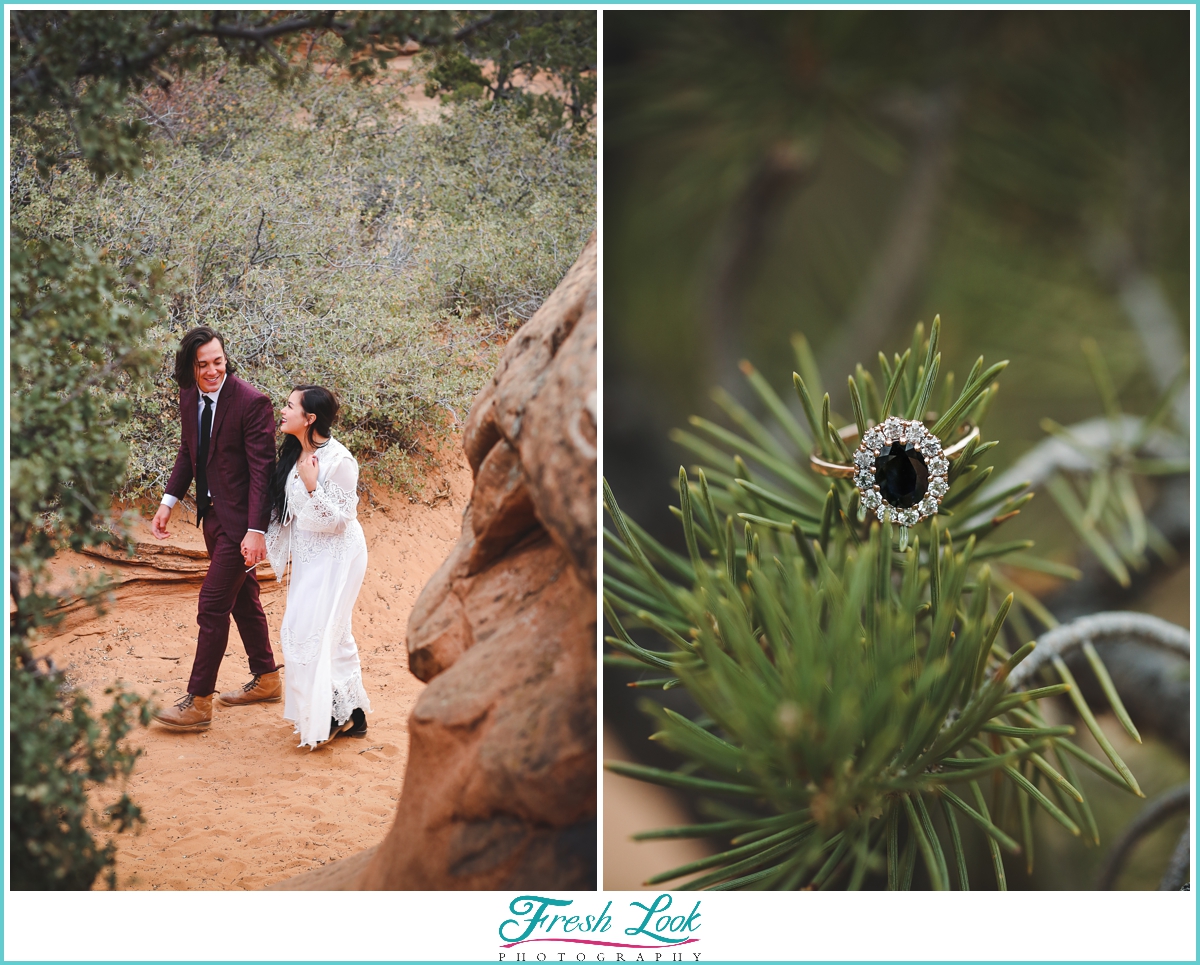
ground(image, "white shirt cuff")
xmin=247 ymin=528 xmax=265 ymax=535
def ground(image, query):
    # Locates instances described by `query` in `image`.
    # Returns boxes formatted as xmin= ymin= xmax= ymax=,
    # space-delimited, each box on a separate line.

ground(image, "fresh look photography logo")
xmin=498 ymin=894 xmax=702 ymax=961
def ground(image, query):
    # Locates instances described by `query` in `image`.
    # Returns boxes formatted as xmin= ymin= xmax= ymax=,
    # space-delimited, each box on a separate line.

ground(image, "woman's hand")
xmin=298 ymin=452 xmax=319 ymax=493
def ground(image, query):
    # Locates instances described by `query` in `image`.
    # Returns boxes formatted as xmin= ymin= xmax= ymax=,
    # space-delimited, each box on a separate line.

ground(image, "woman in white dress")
xmin=265 ymin=385 xmax=371 ymax=748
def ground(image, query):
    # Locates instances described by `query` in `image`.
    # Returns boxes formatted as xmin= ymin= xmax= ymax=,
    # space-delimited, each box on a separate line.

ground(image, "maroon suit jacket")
xmin=165 ymin=374 xmax=276 ymax=536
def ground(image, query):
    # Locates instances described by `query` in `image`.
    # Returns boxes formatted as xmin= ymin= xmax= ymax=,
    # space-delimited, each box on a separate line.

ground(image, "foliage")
xmin=1040 ymin=339 xmax=1189 ymax=588
xmin=9 ymin=233 xmax=163 ymax=640
xmin=430 ymin=11 xmax=597 ymax=131
xmin=604 ymin=319 xmax=1146 ymax=890
xmin=9 ymin=228 xmax=162 ymax=892
xmin=11 ymin=10 xmax=595 ymax=179
xmin=12 ymin=66 xmax=595 ymax=499
xmin=10 ymin=650 xmax=151 ymax=890
xmin=424 ymin=48 xmax=491 ymax=103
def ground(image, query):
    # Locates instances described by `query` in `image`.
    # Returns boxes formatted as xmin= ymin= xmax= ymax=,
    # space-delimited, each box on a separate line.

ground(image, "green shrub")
xmin=10 ymin=651 xmax=151 ymax=890
xmin=12 ymin=66 xmax=596 ymax=499
xmin=9 ymin=233 xmax=162 ymax=638
xmin=9 ymin=232 xmax=160 ymax=889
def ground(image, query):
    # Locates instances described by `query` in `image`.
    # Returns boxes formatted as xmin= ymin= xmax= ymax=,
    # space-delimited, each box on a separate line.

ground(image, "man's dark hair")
xmin=174 ymin=325 xmax=237 ymax=389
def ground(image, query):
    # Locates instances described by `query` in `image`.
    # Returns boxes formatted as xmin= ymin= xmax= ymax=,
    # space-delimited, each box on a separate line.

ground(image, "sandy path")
xmin=29 ymin=454 xmax=473 ymax=890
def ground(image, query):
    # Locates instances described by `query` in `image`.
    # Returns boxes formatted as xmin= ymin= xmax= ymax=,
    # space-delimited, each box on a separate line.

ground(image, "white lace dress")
xmin=265 ymin=437 xmax=371 ymax=748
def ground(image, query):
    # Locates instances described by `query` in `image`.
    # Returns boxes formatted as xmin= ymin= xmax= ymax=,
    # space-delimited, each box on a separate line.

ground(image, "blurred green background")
xmin=603 ymin=9 xmax=1191 ymax=890
xmin=605 ymin=10 xmax=1188 ymax=541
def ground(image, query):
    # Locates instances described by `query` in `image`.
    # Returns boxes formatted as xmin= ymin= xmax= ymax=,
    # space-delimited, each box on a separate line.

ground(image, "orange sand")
xmin=28 ymin=456 xmax=473 ymax=890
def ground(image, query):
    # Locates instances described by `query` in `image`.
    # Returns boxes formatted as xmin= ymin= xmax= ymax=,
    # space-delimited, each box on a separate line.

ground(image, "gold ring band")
xmin=810 ymin=422 xmax=979 ymax=478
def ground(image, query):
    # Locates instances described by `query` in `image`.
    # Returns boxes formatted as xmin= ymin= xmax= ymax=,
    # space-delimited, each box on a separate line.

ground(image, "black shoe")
xmin=325 ymin=708 xmax=367 ymax=741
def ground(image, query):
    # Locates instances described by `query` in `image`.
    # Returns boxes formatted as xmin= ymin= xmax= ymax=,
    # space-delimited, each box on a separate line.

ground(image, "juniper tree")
xmin=9 ymin=234 xmax=160 ymax=888
xmin=603 ymin=317 xmax=1153 ymax=891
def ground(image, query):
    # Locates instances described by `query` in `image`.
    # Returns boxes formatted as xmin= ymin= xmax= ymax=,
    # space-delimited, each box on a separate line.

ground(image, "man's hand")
xmin=151 ymin=504 xmax=173 ymax=540
xmin=241 ymin=531 xmax=267 ymax=568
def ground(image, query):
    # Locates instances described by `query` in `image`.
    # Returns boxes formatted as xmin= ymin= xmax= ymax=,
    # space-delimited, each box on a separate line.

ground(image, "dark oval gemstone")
xmin=874 ymin=440 xmax=929 ymax=508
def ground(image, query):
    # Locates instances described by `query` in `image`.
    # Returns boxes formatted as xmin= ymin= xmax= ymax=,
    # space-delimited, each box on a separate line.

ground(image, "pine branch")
xmin=604 ymin=318 xmax=1151 ymax=890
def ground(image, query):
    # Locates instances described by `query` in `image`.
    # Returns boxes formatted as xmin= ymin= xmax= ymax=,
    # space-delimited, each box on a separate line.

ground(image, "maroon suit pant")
xmin=187 ymin=507 xmax=277 ymax=695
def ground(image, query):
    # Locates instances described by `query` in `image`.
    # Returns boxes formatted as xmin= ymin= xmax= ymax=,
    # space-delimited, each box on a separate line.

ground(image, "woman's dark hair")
xmin=174 ymin=325 xmax=237 ymax=389
xmin=269 ymin=385 xmax=340 ymax=522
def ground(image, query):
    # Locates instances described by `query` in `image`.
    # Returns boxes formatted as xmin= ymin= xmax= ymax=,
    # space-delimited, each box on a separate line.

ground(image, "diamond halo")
xmin=853 ymin=418 xmax=948 ymax=531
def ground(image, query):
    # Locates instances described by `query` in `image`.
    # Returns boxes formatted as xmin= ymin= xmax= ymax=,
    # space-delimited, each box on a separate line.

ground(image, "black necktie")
xmin=196 ymin=395 xmax=212 ymax=525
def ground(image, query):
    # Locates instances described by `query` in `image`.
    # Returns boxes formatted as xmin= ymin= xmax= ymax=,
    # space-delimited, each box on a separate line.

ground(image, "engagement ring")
xmin=810 ymin=418 xmax=978 ymax=540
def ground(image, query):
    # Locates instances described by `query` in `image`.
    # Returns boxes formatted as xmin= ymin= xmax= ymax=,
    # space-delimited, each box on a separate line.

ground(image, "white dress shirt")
xmin=160 ymin=375 xmax=265 ymax=535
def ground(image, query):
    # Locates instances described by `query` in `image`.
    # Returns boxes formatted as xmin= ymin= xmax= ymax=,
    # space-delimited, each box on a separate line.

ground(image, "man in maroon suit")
xmin=150 ymin=326 xmax=281 ymax=729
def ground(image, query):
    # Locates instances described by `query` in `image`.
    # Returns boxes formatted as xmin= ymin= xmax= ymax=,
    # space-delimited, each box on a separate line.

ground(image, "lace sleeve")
xmin=264 ymin=518 xmax=290 ymax=579
xmin=294 ymin=451 xmax=359 ymax=534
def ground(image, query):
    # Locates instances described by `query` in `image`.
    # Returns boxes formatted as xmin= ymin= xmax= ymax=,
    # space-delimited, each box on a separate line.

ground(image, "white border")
xmin=3 ymin=890 xmax=1197 ymax=960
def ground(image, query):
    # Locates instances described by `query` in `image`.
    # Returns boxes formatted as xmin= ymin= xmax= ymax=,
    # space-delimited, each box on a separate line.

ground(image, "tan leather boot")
xmin=217 ymin=669 xmax=282 ymax=706
xmin=153 ymin=693 xmax=213 ymax=730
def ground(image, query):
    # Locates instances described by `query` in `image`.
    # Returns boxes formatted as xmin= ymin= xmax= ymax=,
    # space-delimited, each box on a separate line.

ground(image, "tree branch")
xmin=1096 ymin=784 xmax=1189 ymax=889
xmin=452 ymin=14 xmax=498 ymax=43
xmin=1159 ymin=824 xmax=1191 ymax=891
xmin=1009 ymin=610 xmax=1189 ymax=691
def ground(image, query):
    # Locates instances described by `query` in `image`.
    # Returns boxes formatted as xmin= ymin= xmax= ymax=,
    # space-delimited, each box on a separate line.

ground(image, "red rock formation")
xmin=354 ymin=233 xmax=596 ymax=889
xmin=38 ymin=523 xmax=281 ymax=637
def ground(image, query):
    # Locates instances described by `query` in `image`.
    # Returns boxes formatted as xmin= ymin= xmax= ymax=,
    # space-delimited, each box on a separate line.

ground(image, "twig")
xmin=1159 ymin=824 xmax=1190 ymax=891
xmin=1096 ymin=784 xmax=1189 ymax=889
xmin=1009 ymin=611 xmax=1190 ymax=691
